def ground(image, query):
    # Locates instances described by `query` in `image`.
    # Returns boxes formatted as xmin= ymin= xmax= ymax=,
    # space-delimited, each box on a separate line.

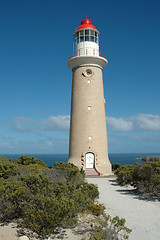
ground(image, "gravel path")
xmin=87 ymin=177 xmax=160 ymax=240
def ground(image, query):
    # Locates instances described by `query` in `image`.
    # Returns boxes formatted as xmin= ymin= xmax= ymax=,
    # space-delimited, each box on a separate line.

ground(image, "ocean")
xmin=1 ymin=153 xmax=160 ymax=167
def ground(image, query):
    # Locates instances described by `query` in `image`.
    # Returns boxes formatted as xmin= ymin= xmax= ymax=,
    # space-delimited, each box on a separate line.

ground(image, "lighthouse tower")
xmin=67 ymin=16 xmax=112 ymax=176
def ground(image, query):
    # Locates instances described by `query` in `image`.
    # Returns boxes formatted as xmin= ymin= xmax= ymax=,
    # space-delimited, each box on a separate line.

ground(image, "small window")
xmin=83 ymin=69 xmax=93 ymax=77
xmin=86 ymin=69 xmax=92 ymax=76
xmin=77 ymin=38 xmax=79 ymax=44
xmin=88 ymin=106 xmax=91 ymax=111
xmin=95 ymin=37 xmax=98 ymax=43
xmin=88 ymin=136 xmax=92 ymax=141
xmin=95 ymin=32 xmax=97 ymax=37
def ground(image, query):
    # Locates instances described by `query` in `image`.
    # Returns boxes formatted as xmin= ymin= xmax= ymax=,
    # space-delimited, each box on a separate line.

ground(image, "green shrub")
xmin=112 ymin=163 xmax=121 ymax=171
xmin=142 ymin=156 xmax=147 ymax=162
xmin=0 ymin=155 xmax=132 ymax=239
xmin=114 ymin=157 xmax=160 ymax=199
xmin=0 ymin=156 xmax=100 ymax=236
xmin=109 ymin=216 xmax=132 ymax=239
xmin=92 ymin=228 xmax=105 ymax=240
xmin=89 ymin=203 xmax=105 ymax=216
xmin=79 ymin=182 xmax=99 ymax=200
xmin=0 ymin=178 xmax=28 ymax=220
xmin=91 ymin=215 xmax=131 ymax=240
xmin=15 ymin=155 xmax=46 ymax=167
xmin=23 ymin=193 xmax=76 ymax=236
xmin=53 ymin=162 xmax=84 ymax=183
xmin=54 ymin=162 xmax=77 ymax=170
xmin=114 ymin=165 xmax=135 ymax=185
xmin=0 ymin=157 xmax=18 ymax=179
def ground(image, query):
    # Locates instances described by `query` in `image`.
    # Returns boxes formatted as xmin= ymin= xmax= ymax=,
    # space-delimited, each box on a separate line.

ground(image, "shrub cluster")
xmin=0 ymin=156 xmax=99 ymax=236
xmin=114 ymin=156 xmax=160 ymax=199
xmin=0 ymin=155 xmax=131 ymax=239
xmin=92 ymin=215 xmax=131 ymax=240
xmin=112 ymin=163 xmax=121 ymax=171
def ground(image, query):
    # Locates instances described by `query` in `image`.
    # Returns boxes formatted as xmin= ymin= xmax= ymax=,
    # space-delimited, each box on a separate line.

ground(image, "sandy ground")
xmin=0 ymin=224 xmax=82 ymax=240
xmin=0 ymin=177 xmax=160 ymax=240
xmin=87 ymin=176 xmax=160 ymax=240
xmin=0 ymin=223 xmax=19 ymax=240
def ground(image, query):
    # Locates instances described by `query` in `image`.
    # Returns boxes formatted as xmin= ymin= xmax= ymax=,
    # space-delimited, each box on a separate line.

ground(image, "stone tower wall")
xmin=68 ymin=65 xmax=112 ymax=175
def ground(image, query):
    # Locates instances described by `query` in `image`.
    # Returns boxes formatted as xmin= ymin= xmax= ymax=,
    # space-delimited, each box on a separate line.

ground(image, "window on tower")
xmin=86 ymin=69 xmax=92 ymax=76
xmin=88 ymin=136 xmax=92 ymax=141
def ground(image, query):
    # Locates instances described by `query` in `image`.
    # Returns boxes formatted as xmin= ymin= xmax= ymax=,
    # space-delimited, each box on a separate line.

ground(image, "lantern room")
xmin=68 ymin=16 xmax=108 ymax=70
xmin=73 ymin=17 xmax=100 ymax=57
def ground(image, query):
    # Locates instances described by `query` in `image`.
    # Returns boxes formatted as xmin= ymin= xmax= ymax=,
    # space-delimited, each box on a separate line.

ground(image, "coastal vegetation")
xmin=0 ymin=155 xmax=131 ymax=239
xmin=113 ymin=156 xmax=160 ymax=200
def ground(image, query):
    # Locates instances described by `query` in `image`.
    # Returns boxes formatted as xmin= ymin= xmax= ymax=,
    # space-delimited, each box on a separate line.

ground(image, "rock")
xmin=19 ymin=236 xmax=29 ymax=240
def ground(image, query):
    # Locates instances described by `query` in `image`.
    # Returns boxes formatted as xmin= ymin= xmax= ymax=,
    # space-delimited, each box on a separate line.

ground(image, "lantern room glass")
xmin=74 ymin=29 xmax=99 ymax=45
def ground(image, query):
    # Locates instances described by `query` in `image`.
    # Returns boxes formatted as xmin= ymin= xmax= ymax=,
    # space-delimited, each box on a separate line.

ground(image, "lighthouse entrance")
xmin=85 ymin=152 xmax=94 ymax=168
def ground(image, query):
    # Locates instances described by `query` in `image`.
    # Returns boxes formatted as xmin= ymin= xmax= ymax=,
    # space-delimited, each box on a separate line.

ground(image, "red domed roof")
xmin=75 ymin=16 xmax=97 ymax=32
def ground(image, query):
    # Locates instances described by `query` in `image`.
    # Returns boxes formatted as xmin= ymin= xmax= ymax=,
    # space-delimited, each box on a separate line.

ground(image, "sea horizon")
xmin=1 ymin=152 xmax=160 ymax=167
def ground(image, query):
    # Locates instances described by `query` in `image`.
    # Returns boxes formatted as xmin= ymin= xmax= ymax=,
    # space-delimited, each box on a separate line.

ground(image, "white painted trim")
xmin=67 ymin=55 xmax=108 ymax=70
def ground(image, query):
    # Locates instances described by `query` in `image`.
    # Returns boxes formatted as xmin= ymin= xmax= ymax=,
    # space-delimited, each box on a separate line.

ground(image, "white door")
xmin=86 ymin=152 xmax=94 ymax=168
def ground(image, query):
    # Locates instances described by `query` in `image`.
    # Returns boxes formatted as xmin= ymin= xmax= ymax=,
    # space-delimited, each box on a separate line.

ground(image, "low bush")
xmin=16 ymin=155 xmax=47 ymax=167
xmin=91 ymin=215 xmax=131 ymax=240
xmin=114 ymin=164 xmax=136 ymax=185
xmin=0 ymin=155 xmax=131 ymax=239
xmin=89 ymin=202 xmax=105 ymax=216
xmin=112 ymin=163 xmax=121 ymax=171
xmin=51 ymin=162 xmax=85 ymax=183
xmin=0 ymin=156 xmax=99 ymax=236
xmin=0 ymin=157 xmax=18 ymax=179
xmin=114 ymin=156 xmax=160 ymax=199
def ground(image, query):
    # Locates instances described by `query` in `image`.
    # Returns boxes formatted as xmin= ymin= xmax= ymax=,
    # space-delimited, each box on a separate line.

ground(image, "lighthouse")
xmin=67 ymin=16 xmax=112 ymax=176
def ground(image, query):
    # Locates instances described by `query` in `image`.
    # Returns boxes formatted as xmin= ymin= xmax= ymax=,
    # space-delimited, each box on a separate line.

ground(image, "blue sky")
xmin=0 ymin=0 xmax=160 ymax=154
